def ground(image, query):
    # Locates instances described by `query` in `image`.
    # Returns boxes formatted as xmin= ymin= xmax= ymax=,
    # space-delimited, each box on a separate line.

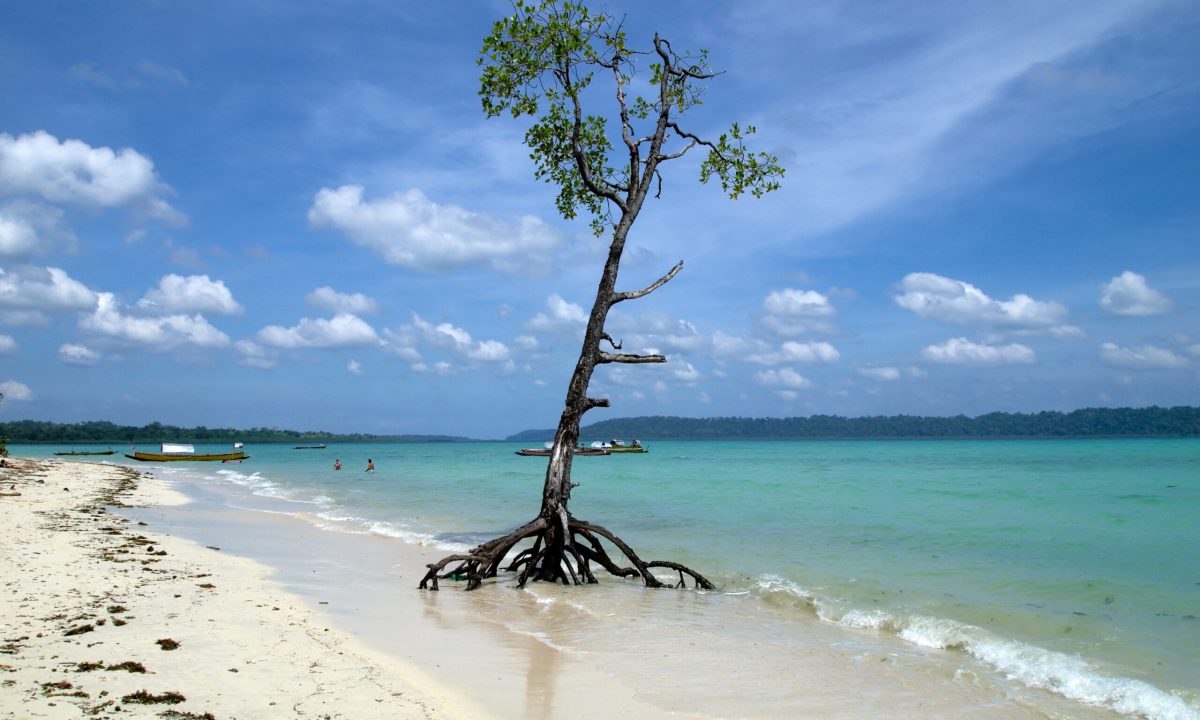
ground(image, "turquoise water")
xmin=19 ymin=439 xmax=1200 ymax=718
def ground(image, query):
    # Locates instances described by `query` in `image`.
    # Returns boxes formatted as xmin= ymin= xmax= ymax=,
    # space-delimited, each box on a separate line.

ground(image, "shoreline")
xmin=0 ymin=458 xmax=488 ymax=719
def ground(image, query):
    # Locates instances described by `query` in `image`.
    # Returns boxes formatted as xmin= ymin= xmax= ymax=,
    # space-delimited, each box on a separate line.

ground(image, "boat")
xmin=516 ymin=442 xmax=609 ymax=457
xmin=590 ymin=439 xmax=647 ymax=454
xmin=125 ymin=443 xmax=248 ymax=462
xmin=294 ymin=444 xmax=327 ymax=449
xmin=54 ymin=450 xmax=116 ymax=456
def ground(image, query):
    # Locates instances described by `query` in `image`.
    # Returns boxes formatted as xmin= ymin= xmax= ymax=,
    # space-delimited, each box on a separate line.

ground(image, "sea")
xmin=17 ymin=439 xmax=1199 ymax=719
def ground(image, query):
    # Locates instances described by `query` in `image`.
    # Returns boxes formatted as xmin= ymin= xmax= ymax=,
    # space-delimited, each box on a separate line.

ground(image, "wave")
xmin=751 ymin=575 xmax=1200 ymax=720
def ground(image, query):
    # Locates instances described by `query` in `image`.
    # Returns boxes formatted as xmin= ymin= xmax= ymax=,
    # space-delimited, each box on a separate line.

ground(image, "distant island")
xmin=0 ymin=420 xmax=470 ymax=445
xmin=507 ymin=406 xmax=1200 ymax=442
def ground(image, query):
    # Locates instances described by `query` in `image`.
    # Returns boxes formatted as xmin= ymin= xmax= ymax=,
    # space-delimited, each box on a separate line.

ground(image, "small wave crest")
xmin=748 ymin=574 xmax=1199 ymax=720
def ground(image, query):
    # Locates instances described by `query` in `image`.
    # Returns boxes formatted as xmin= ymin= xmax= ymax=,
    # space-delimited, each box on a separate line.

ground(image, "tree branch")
xmin=597 ymin=351 xmax=667 ymax=364
xmin=611 ymin=259 xmax=683 ymax=304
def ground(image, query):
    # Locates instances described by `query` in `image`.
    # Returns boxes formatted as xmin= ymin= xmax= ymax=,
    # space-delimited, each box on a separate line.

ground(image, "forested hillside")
xmin=0 ymin=420 xmax=468 ymax=445
xmin=508 ymin=406 xmax=1200 ymax=441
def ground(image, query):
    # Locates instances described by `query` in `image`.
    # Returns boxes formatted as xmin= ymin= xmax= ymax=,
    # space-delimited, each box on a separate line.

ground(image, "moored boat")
xmin=294 ymin=444 xmax=327 ymax=449
xmin=590 ymin=439 xmax=647 ymax=454
xmin=516 ymin=442 xmax=609 ymax=457
xmin=125 ymin=443 xmax=248 ymax=462
xmin=54 ymin=449 xmax=117 ymax=456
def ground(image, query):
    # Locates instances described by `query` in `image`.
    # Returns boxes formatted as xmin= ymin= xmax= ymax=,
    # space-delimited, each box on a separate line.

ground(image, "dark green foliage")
xmin=508 ymin=406 xmax=1200 ymax=441
xmin=0 ymin=419 xmax=470 ymax=445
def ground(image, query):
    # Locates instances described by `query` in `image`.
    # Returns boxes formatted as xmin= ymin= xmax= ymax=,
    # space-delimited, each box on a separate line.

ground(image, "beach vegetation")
xmin=419 ymin=0 xmax=783 ymax=592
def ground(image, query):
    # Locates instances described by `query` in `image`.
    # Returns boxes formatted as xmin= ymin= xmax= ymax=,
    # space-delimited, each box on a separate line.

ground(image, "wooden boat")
xmin=54 ymin=450 xmax=116 ymax=456
xmin=516 ymin=443 xmax=609 ymax=457
xmin=125 ymin=443 xmax=248 ymax=462
xmin=591 ymin=440 xmax=647 ymax=454
xmin=294 ymin=444 xmax=327 ymax=449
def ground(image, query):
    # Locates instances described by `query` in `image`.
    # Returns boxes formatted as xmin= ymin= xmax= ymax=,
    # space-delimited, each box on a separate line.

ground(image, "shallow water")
xmin=19 ymin=439 xmax=1200 ymax=719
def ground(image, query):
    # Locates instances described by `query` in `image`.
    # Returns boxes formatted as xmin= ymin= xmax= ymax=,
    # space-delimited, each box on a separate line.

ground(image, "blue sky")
xmin=1 ymin=1 xmax=1197 ymax=439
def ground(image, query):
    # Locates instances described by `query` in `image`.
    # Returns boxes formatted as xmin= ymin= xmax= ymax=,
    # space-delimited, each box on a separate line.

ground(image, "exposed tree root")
xmin=418 ymin=515 xmax=714 ymax=592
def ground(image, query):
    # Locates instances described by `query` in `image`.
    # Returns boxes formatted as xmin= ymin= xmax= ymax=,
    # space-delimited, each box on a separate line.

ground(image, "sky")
xmin=1 ymin=1 xmax=1198 ymax=439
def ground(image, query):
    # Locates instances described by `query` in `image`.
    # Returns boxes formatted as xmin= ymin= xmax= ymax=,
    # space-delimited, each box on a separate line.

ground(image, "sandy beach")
xmin=0 ymin=458 xmax=487 ymax=720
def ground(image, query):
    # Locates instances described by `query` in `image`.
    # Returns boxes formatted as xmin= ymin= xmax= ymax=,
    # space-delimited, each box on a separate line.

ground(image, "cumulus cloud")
xmin=761 ymin=288 xmax=836 ymax=336
xmin=1099 ymin=271 xmax=1173 ymax=317
xmin=0 ymin=379 xmax=32 ymax=401
xmin=308 ymin=185 xmax=561 ymax=272
xmin=921 ymin=337 xmax=1035 ymax=365
xmin=1099 ymin=342 xmax=1188 ymax=369
xmin=895 ymin=273 xmax=1075 ymax=335
xmin=347 ymin=359 xmax=363 ymax=375
xmin=609 ymin=311 xmax=706 ymax=355
xmin=857 ymin=366 xmax=901 ymax=381
xmin=137 ymin=274 xmax=243 ymax=315
xmin=0 ymin=334 xmax=14 ymax=353
xmin=0 ymin=201 xmax=75 ymax=257
xmin=0 ymin=131 xmax=184 ymax=224
xmin=0 ymin=265 xmax=97 ymax=323
xmin=256 ymin=313 xmax=379 ymax=349
xmin=234 ymin=340 xmax=276 ymax=369
xmin=59 ymin=343 xmax=101 ymax=366
xmin=751 ymin=340 xmax=840 ymax=365
xmin=412 ymin=313 xmax=510 ymax=362
xmin=673 ymin=361 xmax=701 ymax=383
xmin=306 ymin=286 xmax=380 ymax=315
xmin=81 ymin=292 xmax=229 ymax=349
xmin=755 ymin=368 xmax=812 ymax=399
xmin=527 ymin=294 xmax=588 ymax=331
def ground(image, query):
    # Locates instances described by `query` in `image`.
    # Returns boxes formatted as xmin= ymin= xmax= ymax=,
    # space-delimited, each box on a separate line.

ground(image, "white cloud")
xmin=256 ymin=312 xmax=379 ymax=349
xmin=1099 ymin=342 xmax=1188 ymax=369
xmin=0 ymin=380 xmax=32 ymax=401
xmin=895 ymin=273 xmax=1072 ymax=334
xmin=921 ymin=337 xmax=1035 ymax=365
xmin=0 ymin=265 xmax=97 ymax=322
xmin=0 ymin=131 xmax=184 ymax=223
xmin=673 ymin=361 xmax=701 ymax=383
xmin=761 ymin=288 xmax=835 ymax=336
xmin=347 ymin=359 xmax=363 ymax=375
xmin=857 ymin=366 xmax=901 ymax=381
xmin=755 ymin=368 xmax=812 ymax=392
xmin=234 ymin=340 xmax=277 ymax=369
xmin=528 ymin=294 xmax=588 ymax=331
xmin=306 ymin=286 xmax=380 ymax=315
xmin=0 ymin=201 xmax=74 ymax=257
xmin=59 ymin=343 xmax=101 ymax=366
xmin=0 ymin=334 xmax=14 ymax=353
xmin=712 ymin=331 xmax=769 ymax=359
xmin=308 ymin=185 xmax=561 ymax=272
xmin=1099 ymin=271 xmax=1173 ymax=317
xmin=513 ymin=335 xmax=539 ymax=351
xmin=137 ymin=274 xmax=243 ymax=315
xmin=82 ymin=292 xmax=230 ymax=349
xmin=730 ymin=2 xmax=1155 ymax=238
xmin=383 ymin=313 xmax=510 ymax=366
xmin=752 ymin=340 xmax=840 ymax=365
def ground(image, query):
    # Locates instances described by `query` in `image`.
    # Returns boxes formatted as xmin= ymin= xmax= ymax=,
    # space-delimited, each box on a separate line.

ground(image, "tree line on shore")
xmin=507 ymin=406 xmax=1200 ymax=441
xmin=0 ymin=420 xmax=469 ymax=445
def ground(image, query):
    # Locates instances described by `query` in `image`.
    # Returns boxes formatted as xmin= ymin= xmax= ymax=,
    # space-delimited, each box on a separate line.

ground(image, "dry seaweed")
xmin=121 ymin=690 xmax=186 ymax=705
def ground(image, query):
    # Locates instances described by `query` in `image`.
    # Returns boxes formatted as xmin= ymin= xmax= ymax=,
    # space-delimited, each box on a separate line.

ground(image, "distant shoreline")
xmin=2 ymin=405 xmax=1197 ymax=444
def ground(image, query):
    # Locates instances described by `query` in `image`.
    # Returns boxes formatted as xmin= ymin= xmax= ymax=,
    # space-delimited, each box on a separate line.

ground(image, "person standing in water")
xmin=334 ymin=459 xmax=342 ymax=471
xmin=366 ymin=458 xmax=374 ymax=473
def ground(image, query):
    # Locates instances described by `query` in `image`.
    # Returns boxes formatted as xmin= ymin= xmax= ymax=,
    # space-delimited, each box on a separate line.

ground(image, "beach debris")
xmin=64 ymin=624 xmax=95 ymax=637
xmin=156 ymin=638 xmax=181 ymax=651
xmin=121 ymin=689 xmax=186 ymax=705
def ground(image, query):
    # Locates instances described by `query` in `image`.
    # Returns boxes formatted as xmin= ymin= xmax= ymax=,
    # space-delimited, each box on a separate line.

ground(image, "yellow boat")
xmin=125 ymin=443 xmax=248 ymax=462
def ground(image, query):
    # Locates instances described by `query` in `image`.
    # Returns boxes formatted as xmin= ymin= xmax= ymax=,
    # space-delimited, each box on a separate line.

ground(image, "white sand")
xmin=0 ymin=458 xmax=487 ymax=719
